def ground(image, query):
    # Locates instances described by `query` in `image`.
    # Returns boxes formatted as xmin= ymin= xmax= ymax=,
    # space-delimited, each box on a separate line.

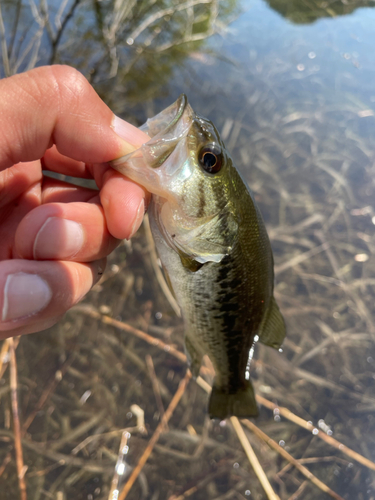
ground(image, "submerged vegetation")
xmin=0 ymin=1 xmax=375 ymax=499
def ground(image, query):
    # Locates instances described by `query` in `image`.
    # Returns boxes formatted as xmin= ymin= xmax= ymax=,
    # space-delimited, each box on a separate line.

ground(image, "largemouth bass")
xmin=111 ymin=95 xmax=286 ymax=419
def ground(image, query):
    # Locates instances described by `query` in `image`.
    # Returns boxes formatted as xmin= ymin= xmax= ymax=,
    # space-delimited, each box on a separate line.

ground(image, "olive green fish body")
xmin=111 ymin=96 xmax=286 ymax=419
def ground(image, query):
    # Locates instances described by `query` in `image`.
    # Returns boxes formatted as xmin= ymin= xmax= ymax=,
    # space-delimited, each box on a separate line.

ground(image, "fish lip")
xmin=109 ymin=95 xmax=195 ymax=199
xmin=162 ymin=94 xmax=188 ymax=136
xmin=110 ymin=94 xmax=192 ymax=172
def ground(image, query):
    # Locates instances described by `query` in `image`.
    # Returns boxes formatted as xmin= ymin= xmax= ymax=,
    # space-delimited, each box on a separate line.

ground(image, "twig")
xmin=130 ymin=404 xmax=147 ymax=434
xmin=256 ymin=395 xmax=375 ymax=471
xmin=274 ymin=242 xmax=330 ymax=276
xmin=230 ymin=417 xmax=280 ymax=500
xmin=55 ymin=0 xmax=70 ymax=29
xmin=242 ymin=419 xmax=345 ymax=500
xmin=49 ymin=0 xmax=81 ymax=64
xmin=0 ymin=339 xmax=10 ymax=380
xmin=195 ymin=375 xmax=211 ymax=393
xmin=26 ymin=460 xmax=65 ymax=478
xmin=9 ymin=338 xmax=27 ymax=500
xmin=0 ymin=336 xmax=19 ymax=381
xmin=118 ymin=370 xmax=192 ymax=500
xmin=0 ymin=338 xmax=20 ymax=478
xmin=49 ymin=410 xmax=107 ymax=451
xmin=108 ymin=430 xmax=131 ymax=500
xmin=127 ymin=0 xmax=212 ymax=43
xmin=146 ymin=354 xmax=167 ymax=423
xmin=26 ymin=27 xmax=44 ymax=71
xmin=73 ymin=305 xmax=186 ymax=363
xmin=13 ymin=26 xmax=44 ymax=74
xmin=278 ymin=455 xmax=350 ymax=478
xmin=39 ymin=0 xmax=54 ymax=42
xmin=0 ymin=3 xmax=10 ymax=76
xmin=72 ymin=427 xmax=139 ymax=456
xmin=168 ymin=463 xmax=230 ymax=500
xmin=315 ymin=230 xmax=375 ymax=336
xmin=103 ymin=0 xmax=136 ymax=76
xmin=73 ymin=306 xmax=214 ymax=382
xmin=0 ymin=429 xmax=112 ymax=473
xmin=287 ymin=481 xmax=308 ymax=500
xmin=22 ymin=358 xmax=71 ymax=432
xmin=0 ymin=454 xmax=12 ymax=477
xmin=0 ymin=353 xmax=69 ymax=481
xmin=256 ymin=357 xmax=375 ymax=404
xmin=8 ymin=0 xmax=22 ymax=64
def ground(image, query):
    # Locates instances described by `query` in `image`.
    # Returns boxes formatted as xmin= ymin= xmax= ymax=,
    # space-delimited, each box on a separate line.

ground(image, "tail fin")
xmin=208 ymin=381 xmax=259 ymax=419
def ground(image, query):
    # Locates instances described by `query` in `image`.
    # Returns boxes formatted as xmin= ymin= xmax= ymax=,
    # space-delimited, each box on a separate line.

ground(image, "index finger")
xmin=0 ymin=65 xmax=149 ymax=170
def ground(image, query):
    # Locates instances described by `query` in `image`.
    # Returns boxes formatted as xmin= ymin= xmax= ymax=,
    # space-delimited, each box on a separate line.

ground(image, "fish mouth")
xmin=140 ymin=94 xmax=189 ymax=140
xmin=110 ymin=95 xmax=195 ymax=198
xmin=111 ymin=94 xmax=193 ymax=170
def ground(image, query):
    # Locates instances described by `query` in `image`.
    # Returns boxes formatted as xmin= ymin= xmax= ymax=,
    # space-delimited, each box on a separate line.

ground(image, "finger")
xmin=0 ymin=179 xmax=42 ymax=261
xmin=42 ymin=145 xmax=93 ymax=178
xmin=0 ymin=160 xmax=42 ymax=208
xmin=0 ymin=258 xmax=105 ymax=338
xmin=0 ymin=65 xmax=149 ymax=170
xmin=41 ymin=177 xmax=98 ymax=204
xmin=15 ymin=201 xmax=120 ymax=262
xmin=99 ymin=170 xmax=149 ymax=240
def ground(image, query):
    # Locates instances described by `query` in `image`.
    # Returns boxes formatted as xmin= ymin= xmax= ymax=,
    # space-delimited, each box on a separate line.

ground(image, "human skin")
xmin=0 ymin=65 xmax=150 ymax=338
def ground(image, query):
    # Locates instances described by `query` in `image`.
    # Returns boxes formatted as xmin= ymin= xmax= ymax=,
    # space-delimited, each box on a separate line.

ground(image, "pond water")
xmin=1 ymin=1 xmax=375 ymax=499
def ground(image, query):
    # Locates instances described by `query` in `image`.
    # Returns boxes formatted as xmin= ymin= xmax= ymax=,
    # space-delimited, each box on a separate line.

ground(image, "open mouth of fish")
xmin=110 ymin=95 xmax=195 ymax=198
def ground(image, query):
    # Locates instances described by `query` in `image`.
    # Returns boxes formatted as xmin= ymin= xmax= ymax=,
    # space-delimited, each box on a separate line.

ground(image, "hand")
xmin=0 ymin=65 xmax=150 ymax=338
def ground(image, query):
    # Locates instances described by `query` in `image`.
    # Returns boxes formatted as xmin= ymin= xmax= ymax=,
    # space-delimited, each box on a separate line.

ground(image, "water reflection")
xmin=1 ymin=0 xmax=375 ymax=499
xmin=266 ymin=0 xmax=375 ymax=24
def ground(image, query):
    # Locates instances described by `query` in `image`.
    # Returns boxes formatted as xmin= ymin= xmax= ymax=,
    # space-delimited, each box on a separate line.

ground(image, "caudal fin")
xmin=208 ymin=381 xmax=258 ymax=419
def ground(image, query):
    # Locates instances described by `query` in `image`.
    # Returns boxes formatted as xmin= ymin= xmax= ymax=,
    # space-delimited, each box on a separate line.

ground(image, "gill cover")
xmin=111 ymin=95 xmax=238 ymax=267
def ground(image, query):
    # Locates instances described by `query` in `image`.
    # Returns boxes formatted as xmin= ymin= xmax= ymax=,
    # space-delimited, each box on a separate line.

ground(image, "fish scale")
xmin=111 ymin=95 xmax=286 ymax=419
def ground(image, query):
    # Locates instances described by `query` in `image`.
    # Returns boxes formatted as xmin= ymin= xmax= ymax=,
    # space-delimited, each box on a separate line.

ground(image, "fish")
xmin=111 ymin=95 xmax=286 ymax=419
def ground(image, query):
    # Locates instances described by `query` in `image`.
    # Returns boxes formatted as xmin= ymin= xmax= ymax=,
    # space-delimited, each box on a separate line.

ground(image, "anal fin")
xmin=258 ymin=296 xmax=286 ymax=349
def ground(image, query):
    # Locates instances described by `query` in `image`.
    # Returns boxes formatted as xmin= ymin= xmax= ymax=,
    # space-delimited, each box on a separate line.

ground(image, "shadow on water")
xmin=0 ymin=1 xmax=375 ymax=499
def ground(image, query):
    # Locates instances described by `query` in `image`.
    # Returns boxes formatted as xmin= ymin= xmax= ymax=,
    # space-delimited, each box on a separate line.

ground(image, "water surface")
xmin=1 ymin=1 xmax=375 ymax=499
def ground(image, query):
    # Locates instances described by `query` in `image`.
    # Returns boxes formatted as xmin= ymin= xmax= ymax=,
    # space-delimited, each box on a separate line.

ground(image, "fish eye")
xmin=198 ymin=143 xmax=223 ymax=174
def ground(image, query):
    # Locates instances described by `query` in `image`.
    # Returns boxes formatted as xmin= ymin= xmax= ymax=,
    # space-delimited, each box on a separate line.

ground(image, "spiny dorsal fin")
xmin=258 ymin=296 xmax=286 ymax=349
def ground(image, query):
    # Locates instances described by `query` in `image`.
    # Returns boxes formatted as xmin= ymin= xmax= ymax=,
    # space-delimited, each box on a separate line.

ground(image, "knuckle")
xmin=49 ymin=65 xmax=91 ymax=112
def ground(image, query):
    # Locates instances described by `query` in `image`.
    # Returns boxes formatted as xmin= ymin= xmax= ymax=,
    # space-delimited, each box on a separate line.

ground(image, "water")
xmin=1 ymin=1 xmax=375 ymax=499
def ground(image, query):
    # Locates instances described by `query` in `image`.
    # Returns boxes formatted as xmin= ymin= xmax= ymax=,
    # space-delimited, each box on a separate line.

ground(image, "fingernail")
xmin=112 ymin=115 xmax=148 ymax=156
xmin=2 ymin=273 xmax=52 ymax=322
xmin=129 ymin=199 xmax=145 ymax=239
xmin=34 ymin=218 xmax=84 ymax=260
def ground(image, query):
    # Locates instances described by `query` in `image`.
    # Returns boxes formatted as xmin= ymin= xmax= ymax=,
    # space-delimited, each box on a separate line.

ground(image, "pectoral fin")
xmin=258 ymin=297 xmax=286 ymax=349
xmin=178 ymin=251 xmax=204 ymax=272
xmin=162 ymin=206 xmax=238 ymax=267
xmin=175 ymin=210 xmax=238 ymax=263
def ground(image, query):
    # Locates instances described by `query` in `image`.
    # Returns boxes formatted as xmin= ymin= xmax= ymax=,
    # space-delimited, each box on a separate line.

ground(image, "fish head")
xmin=111 ymin=95 xmax=239 ymax=265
